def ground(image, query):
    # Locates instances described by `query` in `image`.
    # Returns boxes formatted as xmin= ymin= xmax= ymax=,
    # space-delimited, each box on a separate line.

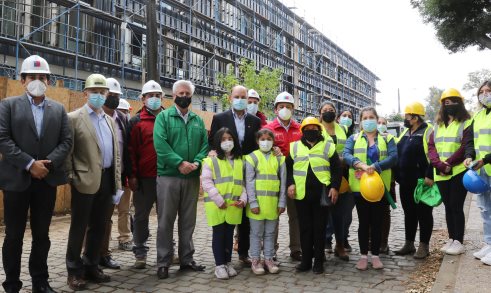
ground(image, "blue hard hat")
xmin=463 ymin=169 xmax=490 ymax=194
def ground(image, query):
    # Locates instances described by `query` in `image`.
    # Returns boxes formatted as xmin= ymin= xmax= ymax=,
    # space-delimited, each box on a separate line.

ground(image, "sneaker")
xmin=133 ymin=257 xmax=146 ymax=269
xmin=251 ymin=258 xmax=265 ymax=275
xmin=440 ymin=239 xmax=454 ymax=253
xmin=215 ymin=265 xmax=229 ymax=280
xmin=118 ymin=241 xmax=133 ymax=251
xmin=356 ymin=256 xmax=368 ymax=271
xmin=446 ymin=240 xmax=465 ymax=255
xmin=264 ymin=259 xmax=279 ymax=274
xmin=481 ymin=251 xmax=491 ymax=265
xmin=226 ymin=263 xmax=237 ymax=277
xmin=473 ymin=244 xmax=491 ymax=260
xmin=371 ymin=256 xmax=384 ymax=270
xmin=239 ymin=255 xmax=252 ymax=265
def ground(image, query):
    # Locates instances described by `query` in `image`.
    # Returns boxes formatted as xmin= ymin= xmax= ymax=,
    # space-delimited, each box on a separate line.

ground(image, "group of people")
xmin=1 ymin=54 xmax=491 ymax=293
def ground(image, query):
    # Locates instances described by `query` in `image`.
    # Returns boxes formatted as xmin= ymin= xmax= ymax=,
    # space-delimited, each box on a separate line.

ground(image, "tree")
xmin=410 ymin=0 xmax=491 ymax=52
xmin=463 ymin=68 xmax=491 ymax=94
xmin=215 ymin=59 xmax=283 ymax=115
xmin=387 ymin=112 xmax=404 ymax=122
xmin=424 ymin=86 xmax=444 ymax=121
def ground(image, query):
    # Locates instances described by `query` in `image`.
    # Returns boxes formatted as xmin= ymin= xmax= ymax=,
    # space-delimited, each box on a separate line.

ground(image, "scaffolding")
xmin=0 ymin=0 xmax=379 ymax=117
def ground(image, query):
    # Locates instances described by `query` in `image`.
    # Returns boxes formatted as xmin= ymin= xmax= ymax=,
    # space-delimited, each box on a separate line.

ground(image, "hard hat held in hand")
xmin=21 ymin=55 xmax=51 ymax=75
xmin=404 ymin=101 xmax=425 ymax=116
xmin=463 ymin=169 xmax=490 ymax=194
xmin=339 ymin=177 xmax=350 ymax=194
xmin=360 ymin=172 xmax=385 ymax=202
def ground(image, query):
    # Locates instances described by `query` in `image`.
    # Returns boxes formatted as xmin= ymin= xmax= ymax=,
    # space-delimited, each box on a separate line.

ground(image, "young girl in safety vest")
xmin=201 ymin=127 xmax=246 ymax=280
xmin=245 ymin=129 xmax=286 ymax=275
xmin=343 ymin=107 xmax=398 ymax=271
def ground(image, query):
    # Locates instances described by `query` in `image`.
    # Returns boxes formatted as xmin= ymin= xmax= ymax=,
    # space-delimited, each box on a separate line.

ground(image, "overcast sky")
xmin=284 ymin=0 xmax=491 ymax=116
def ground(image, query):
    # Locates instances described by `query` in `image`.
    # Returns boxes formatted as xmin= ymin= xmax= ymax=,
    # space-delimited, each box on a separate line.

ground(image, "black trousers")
xmin=66 ymin=170 xmax=114 ymax=276
xmin=295 ymin=189 xmax=329 ymax=266
xmin=354 ymin=194 xmax=384 ymax=255
xmin=212 ymin=223 xmax=235 ymax=265
xmin=436 ymin=172 xmax=467 ymax=243
xmin=2 ymin=179 xmax=56 ymax=292
xmin=400 ymin=181 xmax=434 ymax=244
xmin=237 ymin=212 xmax=250 ymax=257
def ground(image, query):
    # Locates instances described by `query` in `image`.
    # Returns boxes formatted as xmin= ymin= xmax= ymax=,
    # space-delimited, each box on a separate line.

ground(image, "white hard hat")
xmin=20 ymin=55 xmax=51 ymax=75
xmin=274 ymin=91 xmax=294 ymax=106
xmin=142 ymin=80 xmax=163 ymax=95
xmin=117 ymin=98 xmax=131 ymax=110
xmin=106 ymin=78 xmax=123 ymax=95
xmin=248 ymin=89 xmax=260 ymax=101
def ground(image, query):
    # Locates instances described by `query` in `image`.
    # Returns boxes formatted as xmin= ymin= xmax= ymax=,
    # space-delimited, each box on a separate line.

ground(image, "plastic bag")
xmin=413 ymin=178 xmax=442 ymax=207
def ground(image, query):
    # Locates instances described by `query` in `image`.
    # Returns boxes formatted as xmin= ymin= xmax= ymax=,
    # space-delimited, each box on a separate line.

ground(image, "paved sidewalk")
xmin=1 ymin=194 xmax=447 ymax=292
xmin=432 ymin=194 xmax=491 ymax=293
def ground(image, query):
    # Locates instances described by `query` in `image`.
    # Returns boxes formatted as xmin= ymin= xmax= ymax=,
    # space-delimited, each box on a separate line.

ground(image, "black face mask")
xmin=322 ymin=111 xmax=336 ymax=123
xmin=175 ymin=96 xmax=192 ymax=109
xmin=303 ymin=130 xmax=320 ymax=142
xmin=104 ymin=95 xmax=120 ymax=110
xmin=403 ymin=118 xmax=412 ymax=128
xmin=444 ymin=104 xmax=459 ymax=116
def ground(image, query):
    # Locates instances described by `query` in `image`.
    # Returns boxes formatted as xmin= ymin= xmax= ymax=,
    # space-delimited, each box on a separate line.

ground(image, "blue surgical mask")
xmin=232 ymin=98 xmax=247 ymax=111
xmin=339 ymin=116 xmax=352 ymax=127
xmin=146 ymin=97 xmax=161 ymax=110
xmin=247 ymin=103 xmax=258 ymax=115
xmin=88 ymin=93 xmax=106 ymax=109
xmin=377 ymin=124 xmax=387 ymax=133
xmin=362 ymin=119 xmax=377 ymax=132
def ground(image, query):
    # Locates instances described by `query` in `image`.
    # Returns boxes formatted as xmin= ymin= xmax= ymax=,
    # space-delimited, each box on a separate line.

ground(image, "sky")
xmin=283 ymin=0 xmax=491 ymax=116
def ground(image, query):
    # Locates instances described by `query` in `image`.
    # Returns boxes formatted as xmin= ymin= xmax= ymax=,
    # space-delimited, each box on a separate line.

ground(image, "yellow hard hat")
xmin=360 ymin=172 xmax=385 ymax=202
xmin=404 ymin=101 xmax=425 ymax=116
xmin=300 ymin=116 xmax=323 ymax=132
xmin=440 ymin=88 xmax=463 ymax=103
xmin=84 ymin=74 xmax=108 ymax=90
xmin=339 ymin=177 xmax=350 ymax=194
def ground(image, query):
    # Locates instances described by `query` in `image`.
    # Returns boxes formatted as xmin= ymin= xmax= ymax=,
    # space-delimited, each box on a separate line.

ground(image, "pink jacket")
xmin=201 ymin=159 xmax=247 ymax=207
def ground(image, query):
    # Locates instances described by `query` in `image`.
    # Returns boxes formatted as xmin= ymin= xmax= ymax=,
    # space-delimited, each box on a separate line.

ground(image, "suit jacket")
xmin=0 ymin=94 xmax=72 ymax=192
xmin=209 ymin=109 xmax=261 ymax=155
xmin=66 ymin=106 xmax=121 ymax=194
xmin=114 ymin=110 xmax=131 ymax=184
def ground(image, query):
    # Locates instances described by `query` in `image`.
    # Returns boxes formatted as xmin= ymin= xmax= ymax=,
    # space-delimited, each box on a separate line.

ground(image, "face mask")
xmin=377 ymin=124 xmax=387 ymax=133
xmin=27 ymin=80 xmax=47 ymax=97
xmin=146 ymin=97 xmax=161 ymax=110
xmin=88 ymin=93 xmax=106 ymax=109
xmin=339 ymin=116 xmax=352 ymax=127
xmin=259 ymin=140 xmax=273 ymax=152
xmin=403 ymin=118 xmax=412 ymax=128
xmin=175 ymin=96 xmax=192 ymax=108
xmin=232 ymin=98 xmax=247 ymax=111
xmin=322 ymin=111 xmax=336 ymax=123
xmin=362 ymin=119 xmax=377 ymax=132
xmin=303 ymin=129 xmax=320 ymax=142
xmin=479 ymin=93 xmax=491 ymax=108
xmin=247 ymin=103 xmax=258 ymax=115
xmin=220 ymin=140 xmax=234 ymax=152
xmin=104 ymin=95 xmax=120 ymax=110
xmin=278 ymin=107 xmax=292 ymax=120
xmin=444 ymin=104 xmax=459 ymax=116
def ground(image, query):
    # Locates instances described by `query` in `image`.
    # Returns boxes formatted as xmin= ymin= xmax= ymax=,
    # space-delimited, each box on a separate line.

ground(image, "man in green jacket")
xmin=153 ymin=80 xmax=209 ymax=279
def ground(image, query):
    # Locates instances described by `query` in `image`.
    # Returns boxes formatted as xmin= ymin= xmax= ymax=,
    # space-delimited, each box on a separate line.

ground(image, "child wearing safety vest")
xmin=245 ymin=129 xmax=286 ymax=275
xmin=201 ymin=127 xmax=247 ymax=280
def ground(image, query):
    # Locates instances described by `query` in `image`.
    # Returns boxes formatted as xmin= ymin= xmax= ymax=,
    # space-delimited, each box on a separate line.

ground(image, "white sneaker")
xmin=440 ymin=239 xmax=454 ymax=253
xmin=473 ymin=244 xmax=491 ymax=259
xmin=226 ymin=262 xmax=237 ymax=277
xmin=446 ymin=240 xmax=465 ymax=255
xmin=215 ymin=265 xmax=229 ymax=280
xmin=481 ymin=251 xmax=491 ymax=265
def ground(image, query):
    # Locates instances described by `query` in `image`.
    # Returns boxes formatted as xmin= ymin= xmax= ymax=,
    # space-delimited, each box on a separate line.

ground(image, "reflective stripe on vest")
xmin=290 ymin=139 xmax=335 ymax=200
xmin=473 ymin=109 xmax=491 ymax=175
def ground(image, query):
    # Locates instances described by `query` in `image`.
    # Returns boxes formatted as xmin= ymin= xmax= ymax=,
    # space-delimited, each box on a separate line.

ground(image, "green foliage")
xmin=214 ymin=59 xmax=283 ymax=115
xmin=424 ymin=86 xmax=444 ymax=122
xmin=411 ymin=0 xmax=491 ymax=52
xmin=387 ymin=112 xmax=404 ymax=122
xmin=463 ymin=69 xmax=491 ymax=95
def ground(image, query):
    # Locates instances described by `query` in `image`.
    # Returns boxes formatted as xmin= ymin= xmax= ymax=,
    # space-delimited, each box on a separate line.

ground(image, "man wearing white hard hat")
xmin=264 ymin=91 xmax=303 ymax=261
xmin=117 ymin=98 xmax=132 ymax=119
xmin=0 ymin=55 xmax=72 ymax=293
xmin=246 ymin=89 xmax=267 ymax=126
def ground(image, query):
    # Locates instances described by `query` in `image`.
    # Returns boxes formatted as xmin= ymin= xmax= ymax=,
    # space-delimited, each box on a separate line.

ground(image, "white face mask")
xmin=27 ymin=80 xmax=47 ymax=97
xmin=247 ymin=103 xmax=258 ymax=115
xmin=278 ymin=107 xmax=292 ymax=120
xmin=479 ymin=93 xmax=491 ymax=108
xmin=259 ymin=140 xmax=273 ymax=152
xmin=220 ymin=140 xmax=234 ymax=153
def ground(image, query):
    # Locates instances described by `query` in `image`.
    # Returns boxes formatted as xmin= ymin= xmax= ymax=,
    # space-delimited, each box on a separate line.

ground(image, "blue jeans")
xmin=478 ymin=170 xmax=491 ymax=245
xmin=249 ymin=219 xmax=277 ymax=259
xmin=326 ymin=192 xmax=355 ymax=244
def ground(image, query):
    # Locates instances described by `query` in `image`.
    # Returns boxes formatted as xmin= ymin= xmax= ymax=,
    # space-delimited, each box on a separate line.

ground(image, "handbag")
xmin=413 ymin=178 xmax=442 ymax=207
xmin=320 ymin=185 xmax=333 ymax=207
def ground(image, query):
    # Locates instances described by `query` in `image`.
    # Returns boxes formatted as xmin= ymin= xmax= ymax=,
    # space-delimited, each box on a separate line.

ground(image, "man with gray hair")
xmin=153 ymin=80 xmax=209 ymax=279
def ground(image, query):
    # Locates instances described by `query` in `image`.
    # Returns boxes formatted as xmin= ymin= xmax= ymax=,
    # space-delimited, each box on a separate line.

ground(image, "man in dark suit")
xmin=0 ymin=55 xmax=72 ymax=293
xmin=209 ymin=85 xmax=262 ymax=264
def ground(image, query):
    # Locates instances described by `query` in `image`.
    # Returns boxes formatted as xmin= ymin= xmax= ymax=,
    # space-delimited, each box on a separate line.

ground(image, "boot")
xmin=395 ymin=241 xmax=416 ymax=255
xmin=334 ymin=243 xmax=349 ymax=261
xmin=413 ymin=242 xmax=430 ymax=259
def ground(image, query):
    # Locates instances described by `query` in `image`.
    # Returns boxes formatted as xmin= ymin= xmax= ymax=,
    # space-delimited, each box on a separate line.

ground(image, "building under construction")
xmin=0 ymin=0 xmax=379 ymax=119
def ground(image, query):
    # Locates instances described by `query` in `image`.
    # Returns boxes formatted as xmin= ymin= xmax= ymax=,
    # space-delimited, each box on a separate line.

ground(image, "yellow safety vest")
xmin=433 ymin=119 xmax=471 ymax=182
xmin=202 ymin=157 xmax=244 ymax=227
xmin=322 ymin=123 xmax=348 ymax=155
xmin=473 ymin=109 xmax=491 ymax=175
xmin=397 ymin=124 xmax=433 ymax=161
xmin=348 ymin=131 xmax=392 ymax=192
xmin=290 ymin=139 xmax=336 ymax=200
xmin=245 ymin=150 xmax=285 ymax=220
